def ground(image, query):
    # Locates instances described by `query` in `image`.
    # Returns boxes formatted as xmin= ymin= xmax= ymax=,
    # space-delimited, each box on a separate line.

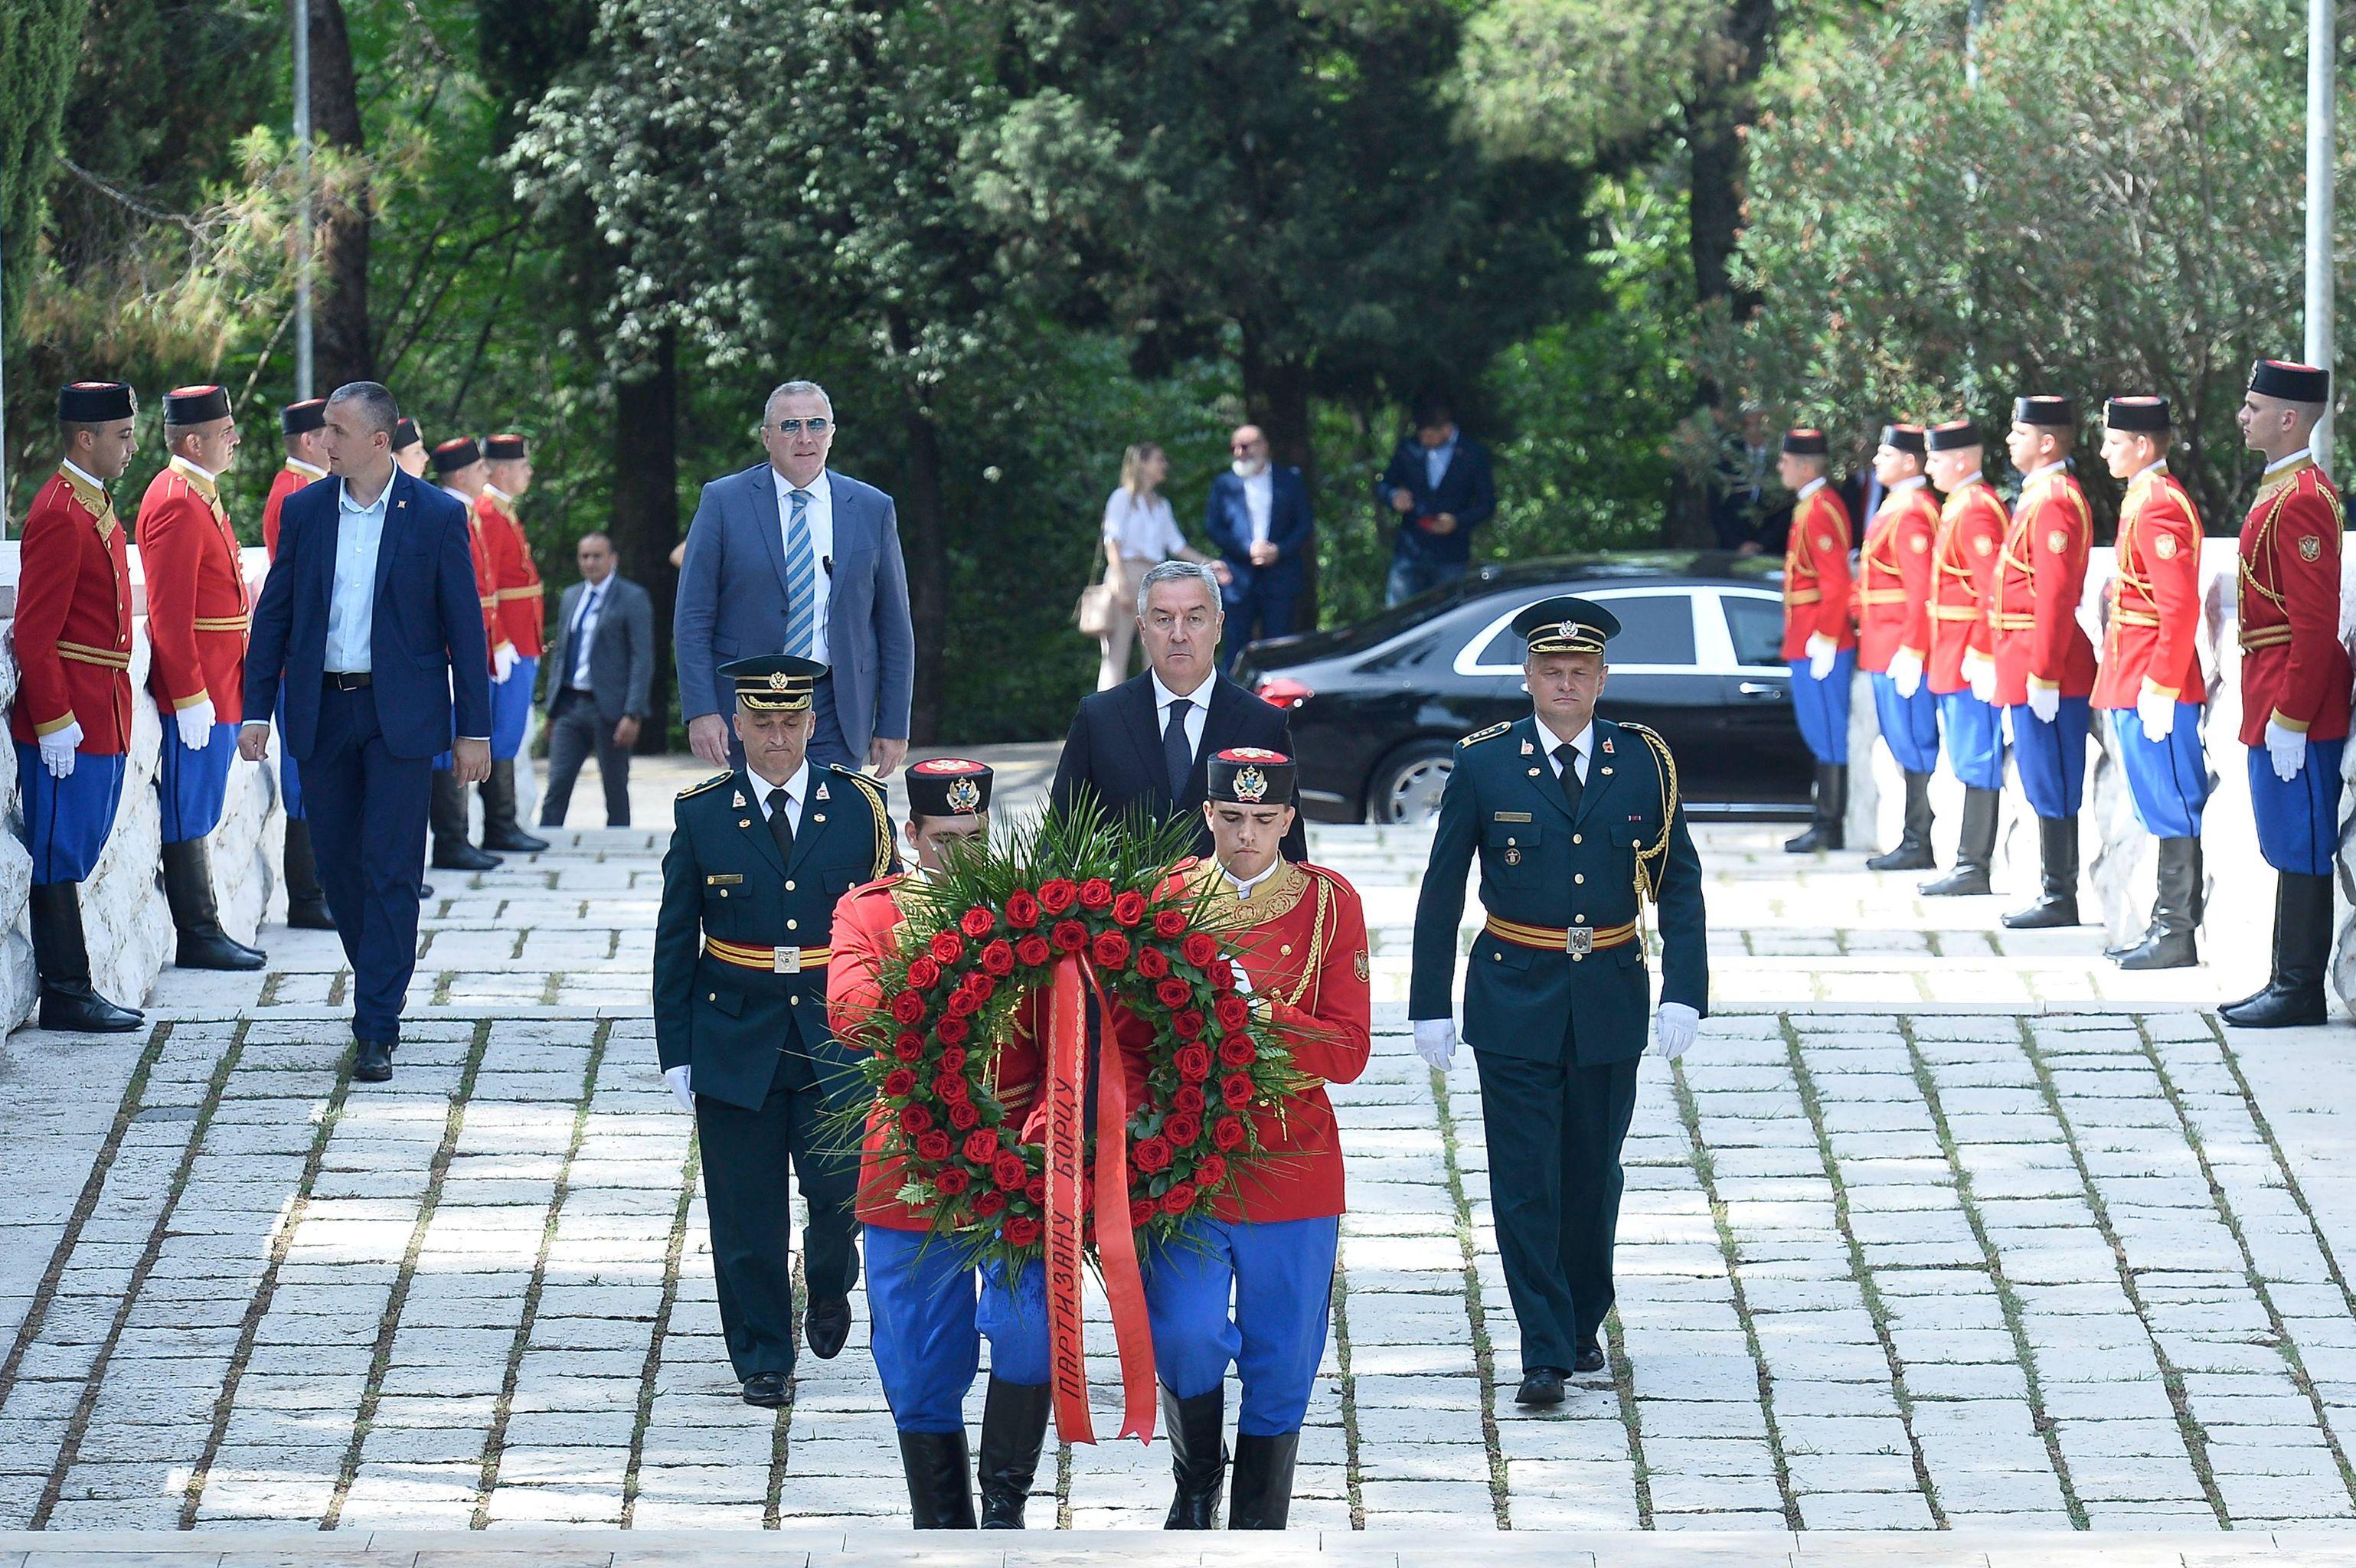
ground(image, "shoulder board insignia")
xmin=831 ymin=763 xmax=887 ymax=799
xmin=678 ymin=772 xmax=734 ymax=799
xmin=1458 ymin=721 xmax=1512 ymax=749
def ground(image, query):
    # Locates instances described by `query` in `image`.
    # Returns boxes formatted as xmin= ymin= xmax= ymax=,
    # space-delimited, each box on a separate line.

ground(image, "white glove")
xmin=1888 ymin=648 xmax=1923 ymax=700
xmin=1806 ymin=633 xmax=1837 ymax=681
xmin=1413 ymin=1018 xmax=1456 ymax=1072
xmin=1962 ymin=651 xmax=1997 ymax=704
xmin=175 ymin=697 xmax=217 ymax=750
xmin=2135 ymin=684 xmax=2176 ymax=741
xmin=38 ymin=721 xmax=82 ymax=779
xmin=492 ymin=643 xmax=518 ymax=684
xmin=1650 ymin=1002 xmax=1701 ymax=1061
xmin=2266 ymin=720 xmax=2308 ymax=782
xmin=1224 ymin=956 xmax=1254 ymax=997
xmin=2026 ymin=683 xmax=2060 ymax=725
xmin=664 ymin=1064 xmax=694 ymax=1112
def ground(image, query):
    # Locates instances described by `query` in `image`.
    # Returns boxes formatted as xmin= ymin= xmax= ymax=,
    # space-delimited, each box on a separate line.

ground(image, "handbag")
xmin=1075 ymin=577 xmax=1117 ymax=638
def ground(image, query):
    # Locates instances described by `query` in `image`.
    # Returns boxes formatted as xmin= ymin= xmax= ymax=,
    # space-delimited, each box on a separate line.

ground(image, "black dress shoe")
xmin=1515 ymin=1368 xmax=1567 ymax=1406
xmin=743 ymin=1370 xmax=789 ymax=1407
xmin=482 ymin=825 xmax=551 ymax=854
xmin=805 ymin=1296 xmax=851 ymax=1359
xmin=431 ymin=841 xmax=502 ymax=872
xmin=287 ymin=896 xmax=338 ymax=931
xmin=417 ymin=880 xmax=435 ymax=901
xmin=1573 ymin=1342 xmax=1606 ymax=1374
xmin=353 ymin=1038 xmax=394 ymax=1083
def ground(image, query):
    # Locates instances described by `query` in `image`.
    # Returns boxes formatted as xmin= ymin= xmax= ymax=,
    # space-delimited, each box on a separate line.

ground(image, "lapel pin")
xmin=1528 ymin=767 xmax=1541 ymax=778
xmin=1602 ymin=736 xmax=1613 ymax=753
xmin=732 ymin=791 xmax=746 ymax=807
xmin=1521 ymin=740 xmax=1534 ymax=755
xmin=813 ymin=813 xmax=825 ymax=825
xmin=1602 ymin=766 xmax=1613 ymax=776
xmin=815 ymin=781 xmax=831 ymax=801
xmin=738 ymin=818 xmax=752 ymax=828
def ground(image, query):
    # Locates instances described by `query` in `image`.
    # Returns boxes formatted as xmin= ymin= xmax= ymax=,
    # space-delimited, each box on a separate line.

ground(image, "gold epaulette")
xmin=1458 ymin=720 xmax=1511 ymax=749
xmin=830 ymin=765 xmax=896 ymax=876
xmin=678 ymin=771 xmax=734 ymax=799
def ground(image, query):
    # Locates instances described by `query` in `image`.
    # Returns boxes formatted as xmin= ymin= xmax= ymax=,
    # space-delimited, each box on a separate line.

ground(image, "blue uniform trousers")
xmin=863 ymin=1225 xmax=1050 ymax=1433
xmin=157 ymin=721 xmax=238 ymax=844
xmin=302 ymin=684 xmax=433 ymax=1044
xmin=1143 ymin=1215 xmax=1338 ymax=1436
xmin=1789 ymin=652 xmax=1855 ymax=765
xmin=491 ymin=657 xmax=537 ymax=760
xmin=2008 ymin=697 xmax=2090 ymax=819
xmin=1937 ymin=692 xmax=2005 ymax=792
xmin=14 ymin=746 xmax=126 ymax=886
xmin=275 ymin=691 xmax=305 ymax=821
xmin=2250 ymin=740 xmax=2347 ymax=877
xmin=1871 ymin=672 xmax=1941 ymax=775
xmin=2108 ymin=707 xmax=2211 ymax=839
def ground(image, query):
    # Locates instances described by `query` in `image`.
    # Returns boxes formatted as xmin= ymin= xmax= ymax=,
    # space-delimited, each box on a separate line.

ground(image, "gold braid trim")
xmin=1616 ymin=722 xmax=1680 ymax=959
xmin=834 ymin=766 xmax=894 ymax=877
xmin=1281 ymin=873 xmax=1333 ymax=1012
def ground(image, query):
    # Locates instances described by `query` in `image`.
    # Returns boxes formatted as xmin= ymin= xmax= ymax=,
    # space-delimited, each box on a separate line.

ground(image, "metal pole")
xmin=292 ymin=0 xmax=314 ymax=401
xmin=2306 ymin=0 xmax=2335 ymax=469
xmin=1964 ymin=0 xmax=1987 ymax=91
xmin=1 ymin=201 xmax=11 ymax=535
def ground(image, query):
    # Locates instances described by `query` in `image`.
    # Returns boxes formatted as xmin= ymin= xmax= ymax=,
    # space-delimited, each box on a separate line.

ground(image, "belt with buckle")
xmin=1484 ymin=914 xmax=1639 ymax=958
xmin=706 ymin=937 xmax=832 ymax=975
xmin=325 ymin=671 xmax=372 ymax=690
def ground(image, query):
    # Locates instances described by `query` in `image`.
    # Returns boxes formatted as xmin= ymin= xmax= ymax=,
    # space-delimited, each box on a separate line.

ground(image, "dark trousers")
xmin=302 ymin=684 xmax=433 ymax=1044
xmin=540 ymin=688 xmax=632 ymax=828
xmin=1473 ymin=1046 xmax=1642 ymax=1374
xmin=1226 ymin=580 xmax=1300 ymax=646
xmin=694 ymin=1050 xmax=861 ymax=1381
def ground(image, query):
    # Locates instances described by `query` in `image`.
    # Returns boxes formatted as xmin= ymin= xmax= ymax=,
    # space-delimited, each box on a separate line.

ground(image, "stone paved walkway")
xmin=3 ymin=759 xmax=2354 ymax=1540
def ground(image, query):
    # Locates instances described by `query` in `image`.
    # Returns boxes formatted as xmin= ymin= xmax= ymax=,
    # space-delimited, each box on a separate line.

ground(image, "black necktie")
xmin=1164 ymin=698 xmax=1194 ymax=800
xmin=768 ymin=787 xmax=794 ymax=863
xmin=1555 ymin=743 xmax=1583 ymax=817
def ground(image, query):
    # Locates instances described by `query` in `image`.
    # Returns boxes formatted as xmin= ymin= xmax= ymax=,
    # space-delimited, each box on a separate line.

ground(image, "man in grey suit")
xmin=675 ymin=381 xmax=915 ymax=776
xmin=541 ymin=531 xmax=655 ymax=828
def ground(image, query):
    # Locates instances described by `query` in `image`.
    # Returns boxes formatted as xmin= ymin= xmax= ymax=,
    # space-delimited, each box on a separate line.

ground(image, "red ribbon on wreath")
xmin=1044 ymin=952 xmax=1157 ymax=1443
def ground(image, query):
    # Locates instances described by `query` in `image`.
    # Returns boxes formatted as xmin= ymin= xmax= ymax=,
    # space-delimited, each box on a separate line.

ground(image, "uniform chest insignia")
xmin=1528 ymin=767 xmax=1541 ymax=778
xmin=1974 ymin=535 xmax=1995 ymax=556
xmin=1521 ymin=740 xmax=1534 ymax=755
xmin=1600 ymin=737 xmax=1613 ymax=754
xmin=2046 ymin=528 xmax=2069 ymax=554
xmin=815 ymin=781 xmax=831 ymax=801
xmin=1354 ymin=950 xmax=1370 ymax=982
xmin=732 ymin=791 xmax=746 ymax=807
xmin=2301 ymin=535 xmax=2323 ymax=561
xmin=813 ymin=813 xmax=825 ymax=824
xmin=1910 ymin=534 xmax=1930 ymax=553
xmin=739 ymin=818 xmax=753 ymax=828
xmin=1816 ymin=534 xmax=1835 ymax=550
xmin=1492 ymin=811 xmax=1532 ymax=823
xmin=2155 ymin=534 xmax=2178 ymax=560
xmin=1601 ymin=766 xmax=1613 ymax=776
xmin=1503 ymin=847 xmax=1521 ymax=866
xmin=706 ymin=873 xmax=744 ymax=885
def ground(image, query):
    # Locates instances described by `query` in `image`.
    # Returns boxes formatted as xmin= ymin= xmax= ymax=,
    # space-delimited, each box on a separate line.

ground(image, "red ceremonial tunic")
xmin=2093 ymin=465 xmax=2204 ymax=710
xmin=1990 ymin=465 xmax=2096 ymax=706
xmin=449 ymin=488 xmax=511 ymax=672
xmin=2237 ymin=455 xmax=2351 ymax=746
xmin=261 ymin=459 xmax=327 ymax=559
xmin=1926 ymin=479 xmax=2008 ymax=695
xmin=831 ymin=875 xmax=1042 ymax=1232
xmin=479 ymin=489 xmax=546 ymax=658
xmin=136 ymin=458 xmax=252 ymax=725
xmin=11 ymin=467 xmax=134 ymax=753
xmin=1781 ymin=482 xmax=1856 ymax=659
xmin=1855 ymin=481 xmax=1940 ymax=673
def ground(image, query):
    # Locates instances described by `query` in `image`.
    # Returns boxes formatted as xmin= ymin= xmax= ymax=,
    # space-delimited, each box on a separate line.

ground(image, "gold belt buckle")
xmin=774 ymin=947 xmax=801 ymax=975
xmin=1564 ymin=927 xmax=1593 ymax=956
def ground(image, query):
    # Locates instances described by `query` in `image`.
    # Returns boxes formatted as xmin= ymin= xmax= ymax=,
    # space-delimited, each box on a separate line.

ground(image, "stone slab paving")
xmin=3 ymin=756 xmax=2354 ymax=1543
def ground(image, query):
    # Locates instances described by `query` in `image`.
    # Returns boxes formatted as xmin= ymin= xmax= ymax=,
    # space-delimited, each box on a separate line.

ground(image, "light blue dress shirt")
xmin=1424 ymin=435 xmax=1457 ymax=491
xmin=324 ymin=479 xmax=390 ymax=672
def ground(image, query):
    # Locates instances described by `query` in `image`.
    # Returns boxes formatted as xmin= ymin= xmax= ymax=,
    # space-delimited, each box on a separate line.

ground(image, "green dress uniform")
xmin=652 ymin=660 xmax=899 ymax=1388
xmin=1409 ymin=606 xmax=1708 ymax=1380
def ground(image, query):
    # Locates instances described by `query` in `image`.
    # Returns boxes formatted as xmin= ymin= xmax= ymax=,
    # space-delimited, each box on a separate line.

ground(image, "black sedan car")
xmin=1231 ymin=553 xmax=1814 ymax=825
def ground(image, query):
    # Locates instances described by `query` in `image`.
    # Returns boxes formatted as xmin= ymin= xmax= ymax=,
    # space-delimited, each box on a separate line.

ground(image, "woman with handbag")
xmin=1084 ymin=443 xmax=1224 ymax=691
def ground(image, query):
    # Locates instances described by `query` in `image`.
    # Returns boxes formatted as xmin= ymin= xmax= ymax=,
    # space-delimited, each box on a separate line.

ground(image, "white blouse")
xmin=1102 ymin=488 xmax=1187 ymax=563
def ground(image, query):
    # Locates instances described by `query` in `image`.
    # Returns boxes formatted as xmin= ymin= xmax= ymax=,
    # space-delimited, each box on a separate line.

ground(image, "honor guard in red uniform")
xmin=260 ymin=398 xmax=335 ymax=929
xmin=1857 ymin=423 xmax=1944 ymax=870
xmin=2223 ymin=360 xmax=2351 ymax=1027
xmin=1992 ymin=395 xmax=2098 ymax=927
xmin=828 ymin=760 xmax=1054 ymax=1530
xmin=260 ymin=398 xmax=327 ymax=558
xmin=391 ymin=416 xmax=427 ymax=477
xmin=426 ymin=436 xmax=512 ymax=872
xmin=2093 ymin=397 xmax=2211 ymax=970
xmin=1138 ymin=747 xmax=1370 ymax=1530
xmin=14 ymin=383 xmax=145 ymax=1032
xmin=479 ymin=433 xmax=549 ymax=854
xmin=1778 ymin=428 xmax=1857 ymax=851
xmin=1920 ymin=420 xmax=2012 ymax=895
xmin=136 ymin=386 xmax=267 ymax=972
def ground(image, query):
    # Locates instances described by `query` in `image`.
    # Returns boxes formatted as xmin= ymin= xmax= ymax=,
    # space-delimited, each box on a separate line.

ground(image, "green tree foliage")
xmin=0 ymin=0 xmax=83 ymax=342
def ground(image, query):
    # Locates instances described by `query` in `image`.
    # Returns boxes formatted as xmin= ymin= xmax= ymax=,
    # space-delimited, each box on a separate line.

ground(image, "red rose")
xmin=1210 ymin=958 xmax=1237 ymax=993
xmin=906 ymin=956 xmax=941 ymax=990
xmin=974 ymin=1188 xmax=1007 ymax=1217
xmin=1219 ymin=1035 xmax=1256 ymax=1067
xmin=1172 ymin=1009 xmax=1205 ymax=1040
xmin=960 ymin=1129 xmax=998 ymax=1164
xmin=1155 ymin=977 xmax=1193 ymax=1009
xmin=1136 ymin=947 xmax=1171 ymax=980
xmin=1213 ymin=1116 xmax=1247 ymax=1151
xmin=1165 ymin=1112 xmax=1201 ymax=1147
xmin=961 ymin=906 xmax=996 ymax=939
xmin=945 ymin=988 xmax=980 ymax=1018
xmin=1051 ymin=920 xmax=1088 ymax=953
xmin=882 ymin=1067 xmax=917 ymax=1098
xmin=936 ymin=1015 xmax=971 ymax=1045
xmin=1175 ymin=1044 xmax=1212 ymax=1083
xmin=939 ymin=1047 xmax=967 ymax=1073
xmin=947 ymin=1099 xmax=980 ymax=1130
xmin=893 ymin=1031 xmax=924 ymax=1063
xmin=993 ymin=1152 xmax=1028 ymax=1189
xmin=1129 ymin=1199 xmax=1156 ymax=1230
xmin=1037 ymin=879 xmax=1079 ymax=913
xmin=1133 ymin=1136 xmax=1173 ymax=1174
xmin=1175 ymin=1084 xmax=1207 ymax=1113
xmin=1024 ymin=1175 xmax=1047 ymax=1205
xmin=1215 ymin=995 xmax=1250 ymax=1031
xmin=966 ymin=972 xmax=996 ymax=1002
xmin=1160 ymin=1182 xmax=1196 ymax=1215
xmin=1005 ymin=889 xmax=1041 ymax=928
xmin=1153 ymin=908 xmax=1187 ymax=939
xmin=981 ymin=939 xmax=1015 ymax=976
xmin=1221 ymin=1073 xmax=1254 ymax=1109
xmin=1091 ymin=930 xmax=1132 ymax=969
xmin=1182 ymin=933 xmax=1218 ymax=968
xmin=916 ymin=1129 xmax=953 ymax=1162
xmin=899 ymin=1103 xmax=933 ymax=1135
xmin=1004 ymin=1216 xmax=1042 ymax=1247
xmin=890 ymin=991 xmax=927 ymax=1025
xmin=1112 ymin=890 xmax=1148 ymax=927
xmin=935 ymin=1073 xmax=969 ymax=1103
xmin=929 ymin=930 xmax=965 ymax=965
xmin=1193 ymin=1155 xmax=1227 ymax=1189
xmin=1015 ymin=935 xmax=1051 ymax=968
xmin=934 ymin=1166 xmax=971 ymax=1197
xmin=1078 ymin=877 xmax=1115 ymax=910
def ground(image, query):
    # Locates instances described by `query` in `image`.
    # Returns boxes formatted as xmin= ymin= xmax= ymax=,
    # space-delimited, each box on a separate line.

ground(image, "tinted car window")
xmin=1723 ymin=593 xmax=1784 ymax=667
xmin=1473 ymin=591 xmax=1698 ymax=667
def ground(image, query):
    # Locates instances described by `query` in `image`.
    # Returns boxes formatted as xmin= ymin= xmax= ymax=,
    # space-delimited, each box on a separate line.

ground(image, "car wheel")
xmin=1367 ymin=739 xmax=1456 ymax=825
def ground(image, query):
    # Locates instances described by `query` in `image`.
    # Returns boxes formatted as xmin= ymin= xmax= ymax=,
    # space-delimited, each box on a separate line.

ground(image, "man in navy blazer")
xmin=675 ymin=381 xmax=914 ymax=776
xmin=1202 ymin=423 xmax=1315 ymax=647
xmin=1377 ymin=398 xmax=1497 ymax=606
xmin=241 ymin=383 xmax=492 ymax=1085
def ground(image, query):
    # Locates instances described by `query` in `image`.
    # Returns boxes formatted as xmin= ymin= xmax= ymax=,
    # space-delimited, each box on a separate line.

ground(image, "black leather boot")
xmin=430 ymin=770 xmax=502 ymax=871
xmin=1784 ymin=763 xmax=1848 ymax=853
xmin=1866 ymin=769 xmax=1937 ymax=871
xmin=1162 ymin=1384 xmax=1227 ymax=1529
xmin=2220 ymin=873 xmax=2332 ymax=1027
xmin=2116 ymin=837 xmax=2200 ymax=970
xmin=281 ymin=818 xmax=336 ymax=929
xmin=2001 ymin=816 xmax=2080 ymax=928
xmin=897 ymin=1430 xmax=977 ymax=1528
xmin=28 ymin=883 xmax=143 ymax=1032
xmin=479 ymin=760 xmax=549 ymax=853
xmin=160 ymin=839 xmax=268 ymax=971
xmin=1922 ymin=786 xmax=1998 ymax=896
xmin=977 ymin=1376 xmax=1051 ymax=1527
xmin=1227 ymin=1430 xmax=1301 ymax=1530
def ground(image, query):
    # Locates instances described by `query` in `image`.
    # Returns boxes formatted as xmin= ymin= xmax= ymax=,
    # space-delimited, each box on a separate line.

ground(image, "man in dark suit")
xmin=1202 ymin=423 xmax=1314 ymax=647
xmin=240 ymin=382 xmax=492 ymax=1085
xmin=539 ymin=531 xmax=655 ymax=828
xmin=1050 ymin=560 xmax=1306 ymax=861
xmin=1377 ymin=398 xmax=1497 ymax=606
xmin=675 ymin=380 xmax=914 ymax=777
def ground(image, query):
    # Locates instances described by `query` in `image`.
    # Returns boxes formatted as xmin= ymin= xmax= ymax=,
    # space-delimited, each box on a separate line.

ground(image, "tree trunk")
xmin=611 ymin=328 xmax=678 ymax=752
xmin=898 ymin=394 xmax=949 ymax=746
xmin=1239 ymin=325 xmax=1319 ymax=629
xmin=1686 ymin=0 xmax=1779 ymax=315
xmin=307 ymin=0 xmax=374 ymax=387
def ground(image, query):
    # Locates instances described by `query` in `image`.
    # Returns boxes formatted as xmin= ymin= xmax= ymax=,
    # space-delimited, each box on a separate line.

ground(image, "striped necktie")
xmin=784 ymin=488 xmax=815 ymax=658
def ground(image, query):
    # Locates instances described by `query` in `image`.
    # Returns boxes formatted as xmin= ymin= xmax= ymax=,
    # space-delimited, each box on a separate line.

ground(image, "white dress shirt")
xmin=60 ymin=458 xmax=109 ymax=495
xmin=1150 ymin=669 xmax=1212 ymax=760
xmin=1535 ymin=714 xmax=1593 ymax=785
xmin=2266 ymin=447 xmax=2315 ymax=481
xmin=1222 ymin=858 xmax=1278 ymax=899
xmin=1103 ymin=488 xmax=1187 ymax=562
xmin=1796 ymin=475 xmax=1828 ymax=502
xmin=748 ymin=759 xmax=811 ymax=837
xmin=773 ymin=466 xmax=835 ymax=664
xmin=1239 ymin=466 xmax=1274 ymax=544
xmin=2019 ymin=459 xmax=2069 ymax=489
xmin=567 ymin=578 xmax=607 ymax=688
xmin=325 ymin=479 xmax=391 ymax=672
xmin=1424 ymin=436 xmax=1457 ymax=491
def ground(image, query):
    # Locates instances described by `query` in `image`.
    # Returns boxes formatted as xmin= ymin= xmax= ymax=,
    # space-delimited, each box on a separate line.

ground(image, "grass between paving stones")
xmin=2011 ymin=1017 xmax=2226 ymax=1526
xmin=1666 ymin=1056 xmax=1804 ymax=1532
xmin=1328 ymin=1243 xmax=1367 ymax=1528
xmin=2130 ymin=1017 xmax=2356 ymax=1513
xmin=619 ymin=1138 xmax=703 ymax=1528
xmin=1427 ymin=1066 xmax=1512 ymax=1528
xmin=1778 ymin=1018 xmax=1946 ymax=1527
xmin=33 ymin=1021 xmax=235 ymax=1525
xmin=472 ymin=1020 xmax=613 ymax=1526
xmin=763 ymin=1251 xmax=801 ymax=1528
xmin=321 ymin=1018 xmax=497 ymax=1530
xmin=2201 ymin=1018 xmax=2356 ymax=1338
xmin=1898 ymin=1016 xmax=2088 ymax=1528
